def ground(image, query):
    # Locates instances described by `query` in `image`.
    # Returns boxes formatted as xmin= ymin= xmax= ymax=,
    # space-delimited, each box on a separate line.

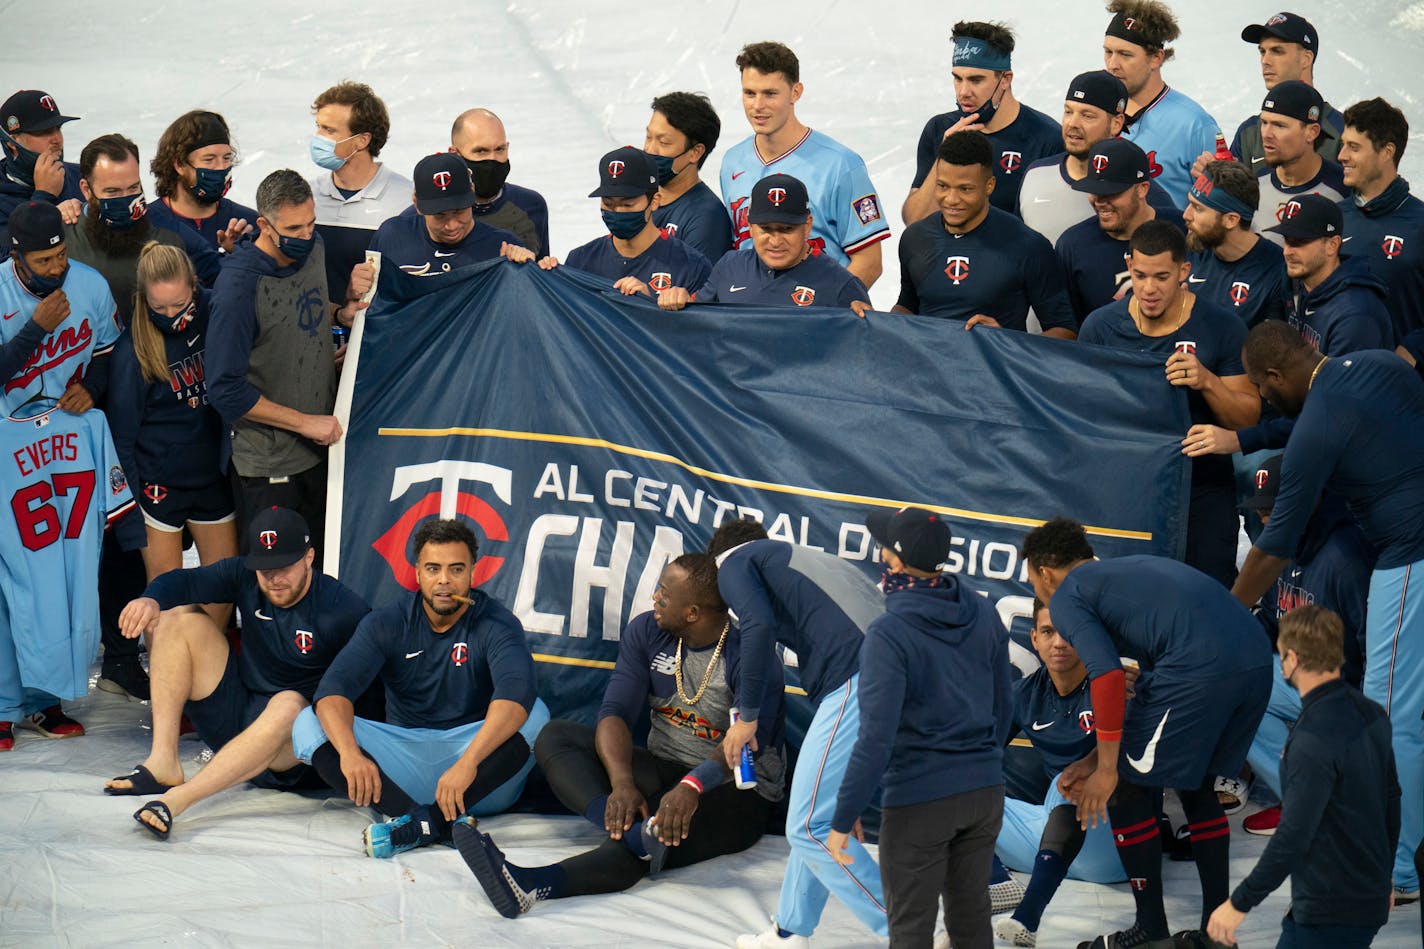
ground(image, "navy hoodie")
xmin=832 ymin=576 xmax=1012 ymax=832
xmin=1287 ymin=255 xmax=1393 ymax=355
xmin=1340 ymin=176 xmax=1424 ymax=341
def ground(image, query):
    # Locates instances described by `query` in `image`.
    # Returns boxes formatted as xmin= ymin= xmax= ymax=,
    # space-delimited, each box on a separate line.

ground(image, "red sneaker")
xmin=1243 ymin=805 xmax=1280 ymax=836
xmin=21 ymin=704 xmax=85 ymax=738
xmin=0 ymin=721 xmax=14 ymax=751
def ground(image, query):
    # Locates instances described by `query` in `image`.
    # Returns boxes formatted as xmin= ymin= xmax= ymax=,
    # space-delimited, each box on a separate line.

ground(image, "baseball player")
xmin=1182 ymin=160 xmax=1289 ymax=330
xmin=1249 ymin=82 xmax=1347 ymax=247
xmin=646 ymin=92 xmax=734 ymax=261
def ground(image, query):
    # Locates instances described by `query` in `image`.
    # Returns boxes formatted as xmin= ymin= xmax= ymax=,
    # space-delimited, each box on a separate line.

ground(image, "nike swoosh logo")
xmin=1187 ymin=276 xmax=1206 ymax=284
xmin=1304 ymin=309 xmax=1316 ymax=316
xmin=729 ymin=285 xmax=747 ymax=292
xmin=731 ymin=171 xmax=746 ymax=180
xmin=1030 ymin=720 xmax=1055 ymax=731
xmin=186 ymin=336 xmax=200 ymax=348
xmin=1 ymin=310 xmax=16 ymax=321
xmin=254 ymin=609 xmax=273 ymax=620
xmin=1341 ymin=236 xmax=1353 ymax=242
xmin=405 ymin=650 xmax=424 ymax=659
xmin=434 ymin=250 xmax=457 ymax=257
xmin=1291 ymin=568 xmax=1302 ymax=577
xmin=1126 ymin=707 xmax=1171 ymax=774
xmin=1251 ymin=156 xmax=1264 ymax=165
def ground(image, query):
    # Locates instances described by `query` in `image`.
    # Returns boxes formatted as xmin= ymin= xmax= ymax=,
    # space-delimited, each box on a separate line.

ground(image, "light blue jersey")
xmin=1121 ymin=86 xmax=1219 ymax=210
xmin=0 ymin=259 xmax=119 ymax=415
xmin=719 ymin=129 xmax=889 ymax=266
xmin=0 ymin=403 xmax=133 ymax=715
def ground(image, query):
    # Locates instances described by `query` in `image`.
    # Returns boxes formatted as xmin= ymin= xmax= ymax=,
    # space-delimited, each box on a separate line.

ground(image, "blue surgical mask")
xmin=189 ymin=166 xmax=231 ymax=204
xmin=310 ymin=134 xmax=356 ymax=172
xmin=277 ymin=232 xmax=315 ymax=261
xmin=648 ymin=150 xmax=689 ymax=187
xmin=96 ymin=193 xmax=147 ymax=229
xmin=601 ymin=208 xmax=649 ymax=241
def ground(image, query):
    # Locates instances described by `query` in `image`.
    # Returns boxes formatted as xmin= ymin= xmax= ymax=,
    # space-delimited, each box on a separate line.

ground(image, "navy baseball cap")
xmin=1240 ymin=455 xmax=1284 ymax=511
xmin=8 ymin=201 xmax=64 ymax=252
xmin=865 ymin=506 xmax=953 ymax=573
xmin=413 ymin=153 xmax=475 ymax=214
xmin=1066 ymin=70 xmax=1128 ymax=115
xmin=2 ymin=90 xmax=79 ymax=134
xmin=1265 ymin=193 xmax=1342 ymax=240
xmin=1260 ymin=80 xmax=1324 ymax=124
xmin=1241 ymin=12 xmax=1318 ymax=50
xmin=245 ymin=506 xmax=312 ymax=570
xmin=1070 ymin=138 xmax=1150 ymax=195
xmin=589 ymin=146 xmax=658 ymax=198
xmin=748 ymin=173 xmax=810 ymax=225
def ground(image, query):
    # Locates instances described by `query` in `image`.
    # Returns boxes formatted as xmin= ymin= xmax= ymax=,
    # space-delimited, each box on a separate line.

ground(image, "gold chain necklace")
xmin=675 ymin=620 xmax=729 ymax=705
xmin=1307 ymin=355 xmax=1329 ymax=392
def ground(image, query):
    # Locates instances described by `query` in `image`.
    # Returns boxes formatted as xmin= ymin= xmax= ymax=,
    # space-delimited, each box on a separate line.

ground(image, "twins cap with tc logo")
xmin=1070 ymin=138 xmax=1151 ymax=195
xmin=588 ymin=146 xmax=658 ymax=198
xmin=748 ymin=173 xmax=810 ymax=225
xmin=1265 ymin=192 xmax=1342 ymax=240
xmin=1239 ymin=454 xmax=1284 ymax=511
xmin=864 ymin=506 xmax=954 ymax=573
xmin=413 ymin=153 xmax=476 ymax=214
xmin=245 ymin=506 xmax=312 ymax=570
xmin=2 ymin=90 xmax=79 ymax=134
xmin=1241 ymin=12 xmax=1319 ymax=49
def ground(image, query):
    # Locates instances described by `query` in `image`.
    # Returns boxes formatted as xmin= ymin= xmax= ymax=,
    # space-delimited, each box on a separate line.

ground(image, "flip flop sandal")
xmin=105 ymin=764 xmax=178 ymax=797
xmin=133 ymin=801 xmax=173 ymax=841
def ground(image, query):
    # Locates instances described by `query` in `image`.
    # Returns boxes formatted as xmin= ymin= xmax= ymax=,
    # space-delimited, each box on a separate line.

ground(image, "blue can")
xmin=332 ymin=324 xmax=349 ymax=349
xmin=729 ymin=707 xmax=757 ymax=790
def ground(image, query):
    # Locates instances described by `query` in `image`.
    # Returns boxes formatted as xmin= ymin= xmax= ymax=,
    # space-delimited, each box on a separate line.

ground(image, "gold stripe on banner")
xmin=533 ymin=653 xmax=811 ymax=698
xmin=378 ymin=426 xmax=1153 ymax=541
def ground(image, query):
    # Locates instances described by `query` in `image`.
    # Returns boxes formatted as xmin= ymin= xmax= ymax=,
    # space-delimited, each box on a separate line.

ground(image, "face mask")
xmin=602 ymin=208 xmax=649 ymax=240
xmin=276 ymin=232 xmax=315 ymax=261
xmin=96 ymin=193 xmax=147 ymax=229
xmin=15 ymin=255 xmax=67 ymax=298
xmin=148 ymin=300 xmax=196 ymax=334
xmin=649 ymin=150 xmax=690 ymax=186
xmin=464 ymin=158 xmax=510 ymax=199
xmin=189 ymin=166 xmax=232 ymax=204
xmin=0 ymin=128 xmax=39 ymax=186
xmin=969 ymin=76 xmax=1006 ymax=126
xmin=310 ymin=134 xmax=357 ymax=172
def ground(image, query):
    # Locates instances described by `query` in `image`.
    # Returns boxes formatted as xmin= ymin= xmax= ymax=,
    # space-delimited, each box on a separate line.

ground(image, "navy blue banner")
xmin=331 ymin=261 xmax=1190 ymax=724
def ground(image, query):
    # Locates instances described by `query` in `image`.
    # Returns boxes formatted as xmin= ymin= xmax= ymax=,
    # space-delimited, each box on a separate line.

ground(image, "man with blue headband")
xmin=1183 ymin=160 xmax=1288 ymax=330
xmin=902 ymin=21 xmax=1060 ymax=225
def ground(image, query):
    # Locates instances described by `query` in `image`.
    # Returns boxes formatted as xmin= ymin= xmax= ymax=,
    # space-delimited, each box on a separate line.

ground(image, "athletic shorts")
xmin=138 ymin=478 xmax=235 ymax=533
xmin=1117 ymin=665 xmax=1271 ymax=789
xmin=184 ymin=651 xmax=322 ymax=791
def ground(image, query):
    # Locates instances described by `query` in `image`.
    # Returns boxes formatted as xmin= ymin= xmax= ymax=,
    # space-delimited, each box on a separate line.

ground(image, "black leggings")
xmin=534 ymin=719 xmax=775 ymax=896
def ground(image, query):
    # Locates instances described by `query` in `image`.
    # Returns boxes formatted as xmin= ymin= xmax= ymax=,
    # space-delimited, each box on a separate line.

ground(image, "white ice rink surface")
xmin=5 ymin=1 xmax=1424 ymax=946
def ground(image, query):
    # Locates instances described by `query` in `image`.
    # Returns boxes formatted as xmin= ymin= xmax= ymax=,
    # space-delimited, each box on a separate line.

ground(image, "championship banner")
xmin=329 ymin=260 xmax=1191 ymax=724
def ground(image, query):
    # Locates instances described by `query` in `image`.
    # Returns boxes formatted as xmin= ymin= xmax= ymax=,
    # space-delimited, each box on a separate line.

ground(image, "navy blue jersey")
xmin=655 ymin=181 xmax=734 ymax=263
xmin=913 ymin=105 xmax=1063 ymax=214
xmin=369 ymin=213 xmax=519 ymax=278
xmin=1340 ymin=176 xmax=1424 ymax=341
xmin=716 ymin=540 xmax=885 ymax=721
xmin=147 ymin=196 xmax=258 ymax=251
xmin=1012 ymin=668 xmax=1096 ymax=774
xmin=315 ymin=589 xmax=537 ymax=730
xmin=896 ymin=208 xmax=1076 ymax=331
xmin=565 ymin=231 xmax=711 ymax=291
xmin=145 ymin=559 xmax=369 ymax=699
xmin=1258 ymin=351 xmax=1424 ymax=569
xmin=106 ymin=286 xmax=224 ymax=491
xmin=696 ymin=247 xmax=868 ymax=309
xmin=1286 ymin=256 xmax=1393 ymax=355
xmin=1049 ymin=556 xmax=1271 ymax=681
xmin=1057 ymin=209 xmax=1185 ymax=324
xmin=1254 ymin=162 xmax=1349 ymax=247
xmin=1186 ymin=236 xmax=1289 ymax=328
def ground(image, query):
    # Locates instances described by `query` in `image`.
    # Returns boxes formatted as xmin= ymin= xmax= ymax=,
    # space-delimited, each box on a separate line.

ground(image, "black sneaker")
xmin=1171 ymin=931 xmax=1231 ymax=949
xmin=452 ymin=817 xmax=544 ymax=918
xmin=98 ymin=659 xmax=151 ymax=702
xmin=20 ymin=705 xmax=84 ymax=738
xmin=1076 ymin=925 xmax=1175 ymax=949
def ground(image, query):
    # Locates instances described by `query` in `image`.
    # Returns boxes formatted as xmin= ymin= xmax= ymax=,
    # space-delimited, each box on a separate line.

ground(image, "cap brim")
xmin=865 ymin=509 xmax=894 ymax=549
xmin=1240 ymin=25 xmax=1272 ymax=43
xmin=1263 ymin=222 xmax=1327 ymax=239
xmin=1070 ymin=177 xmax=1136 ymax=195
xmin=1238 ymin=495 xmax=1275 ymax=512
xmin=415 ymin=193 xmax=475 ymax=214
xmin=18 ymin=114 xmax=79 ymax=132
xmin=748 ymin=211 xmax=809 ymax=226
xmin=588 ymin=184 xmax=652 ymax=198
xmin=244 ymin=548 xmax=307 ymax=571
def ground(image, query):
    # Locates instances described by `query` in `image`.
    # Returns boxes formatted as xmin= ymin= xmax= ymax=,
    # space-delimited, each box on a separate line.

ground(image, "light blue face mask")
xmin=310 ymin=133 xmax=359 ymax=172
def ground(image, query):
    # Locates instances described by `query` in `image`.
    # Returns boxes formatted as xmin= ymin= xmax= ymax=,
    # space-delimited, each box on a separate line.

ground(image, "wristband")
xmin=679 ymin=775 xmax=703 ymax=794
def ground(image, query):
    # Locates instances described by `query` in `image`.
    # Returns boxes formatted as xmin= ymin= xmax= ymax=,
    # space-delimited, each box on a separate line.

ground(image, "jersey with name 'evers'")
xmin=1186 ymin=237 xmax=1289 ymax=328
xmin=0 ymin=259 xmax=119 ymax=415
xmin=145 ymin=557 xmax=369 ymax=699
xmin=696 ymin=247 xmax=868 ymax=309
xmin=369 ymin=214 xmax=520 ymax=277
xmin=0 ymin=404 xmax=133 ymax=699
xmin=897 ymin=208 xmax=1076 ymax=331
xmin=566 ymin=232 xmax=711 ymax=292
xmin=913 ymin=105 xmax=1063 ymax=215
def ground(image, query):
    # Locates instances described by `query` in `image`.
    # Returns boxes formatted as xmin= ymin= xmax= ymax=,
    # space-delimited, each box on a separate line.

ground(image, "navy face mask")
xmin=602 ymin=208 xmax=648 ymax=240
xmin=0 ymin=128 xmax=40 ymax=186
xmin=96 ymin=193 xmax=147 ymax=229
xmin=649 ymin=150 xmax=690 ymax=186
xmin=277 ymin=232 xmax=315 ymax=261
xmin=189 ymin=166 xmax=232 ymax=204
xmin=15 ymin=255 xmax=67 ymax=298
xmin=967 ymin=75 xmax=1006 ymax=126
xmin=148 ymin=299 xmax=197 ymax=334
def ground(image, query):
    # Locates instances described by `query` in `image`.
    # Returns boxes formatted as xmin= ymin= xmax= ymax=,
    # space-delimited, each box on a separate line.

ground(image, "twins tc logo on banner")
xmin=370 ymin=461 xmax=512 ymax=591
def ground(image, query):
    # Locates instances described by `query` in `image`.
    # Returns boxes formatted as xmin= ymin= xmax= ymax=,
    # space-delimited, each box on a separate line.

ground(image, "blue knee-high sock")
xmin=583 ymin=795 xmax=649 ymax=858
xmin=582 ymin=795 xmax=607 ymax=830
xmin=1013 ymin=849 xmax=1069 ymax=932
xmin=505 ymin=860 xmax=568 ymax=899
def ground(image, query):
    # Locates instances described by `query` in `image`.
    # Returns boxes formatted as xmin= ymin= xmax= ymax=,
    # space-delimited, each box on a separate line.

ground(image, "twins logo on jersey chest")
xmin=945 ymin=256 xmax=970 ymax=285
xmin=1078 ymin=709 xmax=1095 ymax=734
xmin=1383 ymin=235 xmax=1405 ymax=259
xmin=791 ymin=286 xmax=816 ymax=306
xmin=294 ymin=629 xmax=315 ymax=654
xmin=451 ymin=642 xmax=469 ymax=666
xmin=1229 ymin=281 xmax=1250 ymax=306
xmin=999 ymin=150 xmax=1022 ymax=174
xmin=296 ymin=287 xmax=326 ymax=339
xmin=649 ymin=272 xmax=673 ymax=292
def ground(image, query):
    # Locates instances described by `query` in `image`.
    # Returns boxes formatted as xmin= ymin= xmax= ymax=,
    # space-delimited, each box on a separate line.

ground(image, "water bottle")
xmin=729 ymin=707 xmax=757 ymax=790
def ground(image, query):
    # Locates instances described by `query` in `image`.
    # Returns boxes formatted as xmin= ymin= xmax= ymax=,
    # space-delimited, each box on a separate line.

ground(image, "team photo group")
xmin=2 ymin=0 xmax=1423 ymax=947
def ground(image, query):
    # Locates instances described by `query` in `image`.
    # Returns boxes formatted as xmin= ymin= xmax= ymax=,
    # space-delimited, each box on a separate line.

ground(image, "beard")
xmin=85 ymin=200 xmax=152 ymax=258
xmin=421 ymin=591 xmax=462 ymax=617
xmin=1186 ymin=218 xmax=1229 ymax=253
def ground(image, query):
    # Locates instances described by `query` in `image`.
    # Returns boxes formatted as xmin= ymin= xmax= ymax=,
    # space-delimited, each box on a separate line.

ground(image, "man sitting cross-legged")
xmin=105 ymin=506 xmax=370 ymax=839
xmin=453 ymin=553 xmax=786 ymax=916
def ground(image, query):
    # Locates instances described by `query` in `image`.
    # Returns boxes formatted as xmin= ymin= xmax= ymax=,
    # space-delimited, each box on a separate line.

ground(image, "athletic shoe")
xmin=98 ymin=658 xmax=151 ymax=702
xmin=989 ymin=875 xmax=1026 ymax=914
xmin=21 ymin=705 xmax=84 ymax=738
xmin=1394 ymin=886 xmax=1421 ymax=906
xmin=1242 ymin=805 xmax=1280 ymax=836
xmin=1213 ymin=774 xmax=1249 ymax=815
xmin=451 ymin=817 xmax=545 ymax=918
xmin=1171 ymin=930 xmax=1231 ymax=949
xmin=1075 ymin=925 xmax=1175 ymax=949
xmin=995 ymin=915 xmax=1037 ymax=946
xmin=0 ymin=721 xmax=13 ymax=752
xmin=363 ymin=808 xmax=436 ymax=858
xmin=735 ymin=918 xmax=810 ymax=948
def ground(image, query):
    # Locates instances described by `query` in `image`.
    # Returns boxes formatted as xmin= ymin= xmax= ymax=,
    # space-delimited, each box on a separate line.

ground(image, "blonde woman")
xmin=108 ymin=242 xmax=236 ymax=626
